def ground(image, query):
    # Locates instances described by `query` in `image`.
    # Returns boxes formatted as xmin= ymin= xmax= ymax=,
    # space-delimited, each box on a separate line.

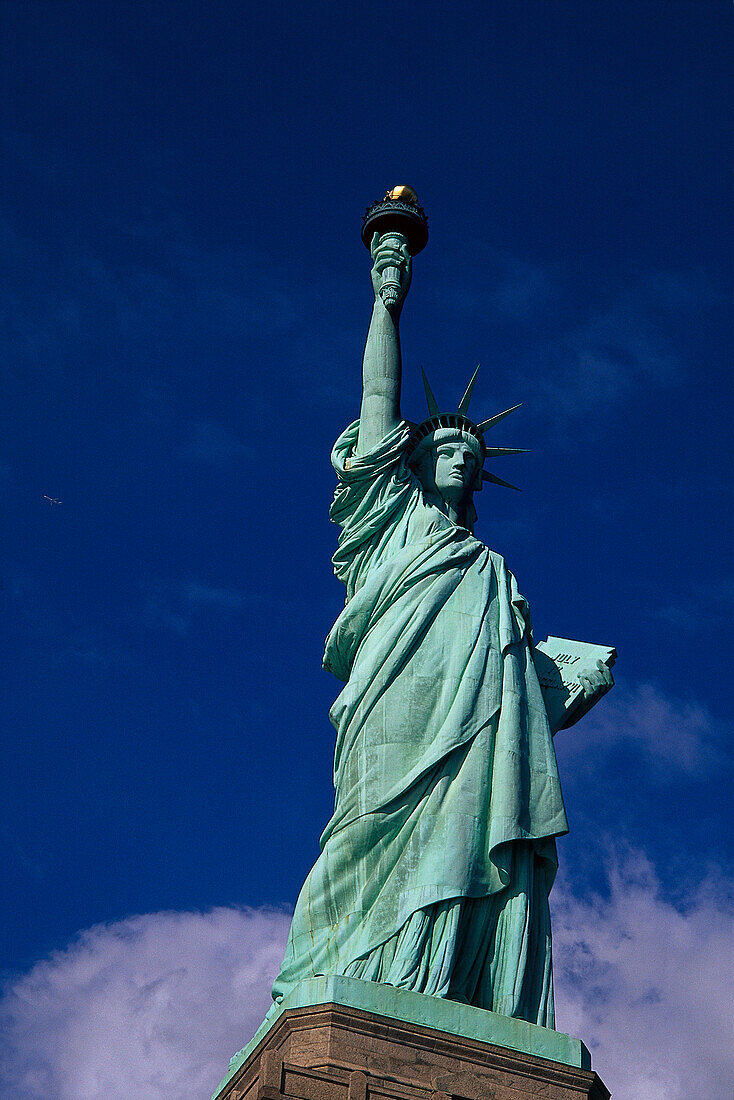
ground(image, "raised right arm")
xmin=356 ymin=234 xmax=412 ymax=455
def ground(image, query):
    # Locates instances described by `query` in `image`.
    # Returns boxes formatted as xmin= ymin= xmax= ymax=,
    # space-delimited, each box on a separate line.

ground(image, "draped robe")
xmin=272 ymin=421 xmax=568 ymax=1026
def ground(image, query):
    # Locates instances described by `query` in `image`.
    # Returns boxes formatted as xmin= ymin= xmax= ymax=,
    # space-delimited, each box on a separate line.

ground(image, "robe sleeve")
xmin=329 ymin=420 xmax=416 ymax=600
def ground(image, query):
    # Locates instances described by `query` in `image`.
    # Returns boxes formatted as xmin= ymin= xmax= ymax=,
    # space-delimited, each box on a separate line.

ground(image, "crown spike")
xmin=484 ymin=446 xmax=530 ymax=457
xmin=477 ymin=403 xmax=523 ymax=433
xmin=482 ymin=470 xmax=522 ymax=491
xmin=421 ymin=369 xmax=440 ymax=417
xmin=457 ymin=365 xmax=481 ymax=416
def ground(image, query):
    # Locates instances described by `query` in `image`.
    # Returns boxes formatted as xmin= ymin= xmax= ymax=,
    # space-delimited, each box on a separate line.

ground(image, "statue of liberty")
xmin=272 ymin=187 xmax=613 ymax=1029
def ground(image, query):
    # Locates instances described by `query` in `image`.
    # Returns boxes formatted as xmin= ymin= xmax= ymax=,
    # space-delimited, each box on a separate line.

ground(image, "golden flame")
xmin=385 ymin=184 xmax=419 ymax=204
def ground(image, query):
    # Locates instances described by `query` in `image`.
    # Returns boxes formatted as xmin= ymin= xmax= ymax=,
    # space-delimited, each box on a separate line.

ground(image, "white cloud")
xmin=440 ymin=259 xmax=716 ymax=425
xmin=183 ymin=582 xmax=248 ymax=610
xmin=2 ymin=857 xmax=732 ymax=1100
xmin=182 ymin=421 xmax=249 ymax=464
xmin=561 ymin=681 xmax=730 ymax=780
xmin=553 ymin=850 xmax=734 ymax=1100
xmin=0 ymin=907 xmax=289 ymax=1100
xmin=657 ymin=577 xmax=734 ymax=634
xmin=532 ymin=270 xmax=716 ymax=425
xmin=562 ymin=291 xmax=680 ymax=399
xmin=439 ymin=247 xmax=555 ymax=323
xmin=142 ymin=578 xmax=250 ymax=634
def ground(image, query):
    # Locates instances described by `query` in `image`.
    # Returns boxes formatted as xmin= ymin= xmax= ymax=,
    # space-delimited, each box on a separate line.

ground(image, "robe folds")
xmin=272 ymin=421 xmax=569 ymax=1026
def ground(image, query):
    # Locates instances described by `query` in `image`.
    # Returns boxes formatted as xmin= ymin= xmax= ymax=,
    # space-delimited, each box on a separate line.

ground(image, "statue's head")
xmin=409 ymin=427 xmax=483 ymax=510
xmin=406 ymin=369 xmax=527 ymax=520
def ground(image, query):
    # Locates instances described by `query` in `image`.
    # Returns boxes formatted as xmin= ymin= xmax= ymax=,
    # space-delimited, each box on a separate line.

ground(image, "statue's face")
xmin=431 ymin=441 xmax=478 ymax=505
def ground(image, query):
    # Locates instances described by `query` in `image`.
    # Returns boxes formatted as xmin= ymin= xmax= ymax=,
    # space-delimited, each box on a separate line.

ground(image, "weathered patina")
xmin=272 ymin=189 xmax=613 ymax=1029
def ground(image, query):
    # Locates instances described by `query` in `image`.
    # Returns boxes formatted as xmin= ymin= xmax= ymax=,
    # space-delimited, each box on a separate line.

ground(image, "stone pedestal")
xmin=213 ymin=977 xmax=609 ymax=1100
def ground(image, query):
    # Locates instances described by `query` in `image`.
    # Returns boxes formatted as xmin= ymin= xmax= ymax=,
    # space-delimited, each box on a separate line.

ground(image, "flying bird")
xmin=43 ymin=495 xmax=62 ymax=505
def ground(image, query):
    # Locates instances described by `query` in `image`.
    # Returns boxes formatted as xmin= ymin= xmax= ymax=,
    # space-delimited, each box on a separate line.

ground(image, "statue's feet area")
xmin=213 ymin=976 xmax=607 ymax=1100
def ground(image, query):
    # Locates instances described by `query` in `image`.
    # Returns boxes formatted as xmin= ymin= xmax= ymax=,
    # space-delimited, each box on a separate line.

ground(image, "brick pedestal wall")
xmin=214 ymin=1002 xmax=610 ymax=1100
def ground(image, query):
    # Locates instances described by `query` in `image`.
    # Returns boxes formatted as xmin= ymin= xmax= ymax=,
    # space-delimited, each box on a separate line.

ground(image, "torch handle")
xmin=374 ymin=231 xmax=409 ymax=311
xmin=379 ymin=266 xmax=402 ymax=308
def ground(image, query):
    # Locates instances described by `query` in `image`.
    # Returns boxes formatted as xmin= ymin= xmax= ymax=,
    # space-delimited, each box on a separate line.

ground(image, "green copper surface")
xmin=213 ymin=975 xmax=591 ymax=1098
xmin=272 ymin=419 xmax=565 ymax=1025
xmin=221 ymin=200 xmax=614 ymax=1086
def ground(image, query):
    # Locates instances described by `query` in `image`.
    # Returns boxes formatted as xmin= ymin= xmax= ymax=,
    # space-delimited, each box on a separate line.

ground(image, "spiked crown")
xmin=406 ymin=367 xmax=528 ymax=492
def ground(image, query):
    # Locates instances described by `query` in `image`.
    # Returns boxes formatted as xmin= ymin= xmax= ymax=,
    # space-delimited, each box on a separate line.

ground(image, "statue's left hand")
xmin=576 ymin=659 xmax=614 ymax=712
xmin=558 ymin=660 xmax=614 ymax=730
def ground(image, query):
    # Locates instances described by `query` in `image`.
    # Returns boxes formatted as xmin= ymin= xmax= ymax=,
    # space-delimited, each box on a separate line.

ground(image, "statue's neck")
xmin=422 ymin=489 xmax=473 ymax=531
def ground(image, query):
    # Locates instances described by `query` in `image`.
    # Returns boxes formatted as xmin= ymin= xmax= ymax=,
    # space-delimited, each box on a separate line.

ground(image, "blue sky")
xmin=1 ymin=3 xmax=732 ymax=1098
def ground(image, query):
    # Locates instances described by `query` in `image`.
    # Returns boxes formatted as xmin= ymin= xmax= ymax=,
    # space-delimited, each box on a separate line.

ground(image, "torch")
xmin=361 ymin=185 xmax=429 ymax=309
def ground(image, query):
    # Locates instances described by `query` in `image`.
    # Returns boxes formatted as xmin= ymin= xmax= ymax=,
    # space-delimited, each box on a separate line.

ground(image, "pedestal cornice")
xmin=213 ymin=977 xmax=609 ymax=1100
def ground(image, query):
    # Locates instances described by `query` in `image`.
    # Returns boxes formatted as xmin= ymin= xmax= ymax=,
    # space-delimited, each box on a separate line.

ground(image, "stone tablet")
xmin=534 ymin=636 xmax=617 ymax=732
